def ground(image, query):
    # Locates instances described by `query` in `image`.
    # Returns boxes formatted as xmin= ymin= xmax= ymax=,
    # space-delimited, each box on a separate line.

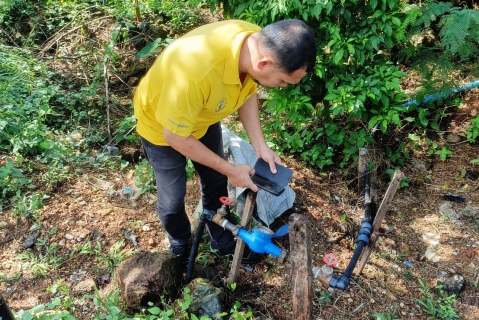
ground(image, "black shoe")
xmin=169 ymin=244 xmax=189 ymax=265
xmin=212 ymin=242 xmax=263 ymax=265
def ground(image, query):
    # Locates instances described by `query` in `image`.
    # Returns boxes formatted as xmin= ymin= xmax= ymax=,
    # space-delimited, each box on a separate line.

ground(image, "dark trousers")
xmin=140 ymin=122 xmax=234 ymax=250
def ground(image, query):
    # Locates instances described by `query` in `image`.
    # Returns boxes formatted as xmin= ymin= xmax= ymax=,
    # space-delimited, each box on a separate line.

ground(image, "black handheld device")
xmin=251 ymin=159 xmax=293 ymax=196
xmin=251 ymin=174 xmax=285 ymax=196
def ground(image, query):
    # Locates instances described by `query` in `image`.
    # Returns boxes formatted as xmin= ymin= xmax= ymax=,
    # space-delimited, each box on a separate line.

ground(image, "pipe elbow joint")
xmin=330 ymin=275 xmax=349 ymax=291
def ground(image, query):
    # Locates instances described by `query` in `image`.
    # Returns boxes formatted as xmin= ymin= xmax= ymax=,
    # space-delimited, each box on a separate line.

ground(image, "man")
xmin=134 ymin=19 xmax=316 ymax=264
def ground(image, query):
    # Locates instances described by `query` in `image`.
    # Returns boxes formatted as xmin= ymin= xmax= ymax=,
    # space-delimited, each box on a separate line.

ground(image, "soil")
xmin=1 ymin=9 xmax=479 ymax=320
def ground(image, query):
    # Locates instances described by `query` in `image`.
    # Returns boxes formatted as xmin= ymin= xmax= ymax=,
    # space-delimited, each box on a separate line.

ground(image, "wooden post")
xmin=356 ymin=171 xmax=404 ymax=274
xmin=227 ymin=190 xmax=257 ymax=284
xmin=358 ymin=148 xmax=367 ymax=196
xmin=289 ymin=213 xmax=312 ymax=320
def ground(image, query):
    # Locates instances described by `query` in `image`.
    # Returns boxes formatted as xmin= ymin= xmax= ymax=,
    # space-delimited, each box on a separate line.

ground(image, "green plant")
xmin=134 ymin=159 xmax=156 ymax=193
xmin=13 ymin=192 xmax=45 ymax=219
xmin=0 ymin=272 xmax=21 ymax=283
xmin=47 ymin=280 xmax=70 ymax=297
xmin=466 ymin=114 xmax=479 ymax=143
xmin=371 ymin=310 xmax=400 ymax=320
xmin=84 ymin=288 xmax=130 ymax=320
xmin=96 ymin=240 xmax=134 ymax=270
xmin=15 ymin=296 xmax=76 ymax=320
xmin=186 ymin=159 xmax=196 ymax=180
xmin=227 ymin=300 xmax=254 ymax=320
xmin=403 ymin=269 xmax=415 ymax=280
xmin=113 ymin=115 xmax=138 ymax=144
xmin=198 ymin=0 xmax=410 ymax=169
xmin=0 ymin=157 xmax=35 ymax=209
xmin=148 ymin=0 xmax=203 ymax=34
xmin=17 ymin=250 xmax=56 ymax=277
xmin=317 ymin=291 xmax=332 ymax=304
xmin=78 ymin=240 xmax=103 ymax=255
xmin=415 ymin=279 xmax=459 ymax=319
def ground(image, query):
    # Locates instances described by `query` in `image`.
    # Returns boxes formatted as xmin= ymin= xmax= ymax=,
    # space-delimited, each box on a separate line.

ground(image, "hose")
xmin=402 ymin=80 xmax=479 ymax=109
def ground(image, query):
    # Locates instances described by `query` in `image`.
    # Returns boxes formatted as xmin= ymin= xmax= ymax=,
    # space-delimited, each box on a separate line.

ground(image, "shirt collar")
xmin=223 ymin=31 xmax=254 ymax=85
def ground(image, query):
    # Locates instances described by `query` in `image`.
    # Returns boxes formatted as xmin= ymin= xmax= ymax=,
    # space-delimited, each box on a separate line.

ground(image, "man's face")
xmin=252 ymin=63 xmax=307 ymax=88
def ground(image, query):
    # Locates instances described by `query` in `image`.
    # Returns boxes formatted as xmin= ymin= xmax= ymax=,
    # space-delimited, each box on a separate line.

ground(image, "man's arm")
xmin=238 ymin=93 xmax=281 ymax=173
xmin=163 ymin=128 xmax=259 ymax=191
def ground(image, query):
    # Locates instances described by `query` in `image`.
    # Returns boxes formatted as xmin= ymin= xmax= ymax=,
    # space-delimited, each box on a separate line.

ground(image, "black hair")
xmin=258 ymin=19 xmax=317 ymax=74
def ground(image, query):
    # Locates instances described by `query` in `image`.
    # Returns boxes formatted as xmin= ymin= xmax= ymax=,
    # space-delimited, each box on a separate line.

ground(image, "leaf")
xmin=135 ymin=38 xmax=164 ymax=59
xmin=333 ymin=48 xmax=344 ymax=64
xmin=387 ymin=0 xmax=397 ymax=10
xmin=312 ymin=4 xmax=322 ymax=19
xmin=148 ymin=306 xmax=161 ymax=315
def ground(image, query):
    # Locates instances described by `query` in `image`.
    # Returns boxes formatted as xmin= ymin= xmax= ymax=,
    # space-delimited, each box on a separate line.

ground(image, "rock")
xmin=424 ymin=247 xmax=440 ymax=262
xmin=97 ymin=208 xmax=114 ymax=216
xmin=466 ymin=169 xmax=479 ymax=181
xmin=90 ymin=229 xmax=103 ymax=240
xmin=76 ymin=220 xmax=88 ymax=227
xmin=445 ymin=133 xmax=461 ymax=143
xmin=438 ymin=274 xmax=465 ymax=295
xmin=186 ymin=278 xmax=226 ymax=319
xmin=462 ymin=206 xmax=479 ymax=218
xmin=72 ymin=278 xmax=96 ymax=293
xmin=422 ymin=232 xmax=440 ymax=246
xmin=97 ymin=273 xmax=111 ymax=286
xmin=115 ymin=251 xmax=182 ymax=310
xmin=439 ymin=202 xmax=463 ymax=224
xmin=23 ymin=232 xmax=40 ymax=248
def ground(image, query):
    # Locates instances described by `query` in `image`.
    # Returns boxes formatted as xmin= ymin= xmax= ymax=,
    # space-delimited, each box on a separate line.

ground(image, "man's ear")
xmin=257 ymin=58 xmax=272 ymax=70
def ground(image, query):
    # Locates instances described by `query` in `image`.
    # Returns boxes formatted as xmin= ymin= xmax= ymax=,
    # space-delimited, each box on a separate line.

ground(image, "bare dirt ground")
xmin=1 ymin=90 xmax=479 ymax=320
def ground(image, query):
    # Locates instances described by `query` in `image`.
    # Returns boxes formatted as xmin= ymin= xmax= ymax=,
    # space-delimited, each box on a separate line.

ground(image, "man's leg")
xmin=194 ymin=123 xmax=236 ymax=251
xmin=140 ymin=137 xmax=191 ymax=260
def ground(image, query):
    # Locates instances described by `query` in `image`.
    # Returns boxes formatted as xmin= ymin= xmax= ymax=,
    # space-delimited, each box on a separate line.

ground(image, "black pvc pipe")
xmin=329 ymin=171 xmax=373 ymax=290
xmin=185 ymin=213 xmax=208 ymax=284
xmin=0 ymin=294 xmax=15 ymax=320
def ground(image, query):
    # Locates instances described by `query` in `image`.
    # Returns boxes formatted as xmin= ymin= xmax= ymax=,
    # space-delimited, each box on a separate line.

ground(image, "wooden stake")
xmin=227 ymin=190 xmax=257 ymax=284
xmin=289 ymin=213 xmax=313 ymax=320
xmin=356 ymin=171 xmax=404 ymax=274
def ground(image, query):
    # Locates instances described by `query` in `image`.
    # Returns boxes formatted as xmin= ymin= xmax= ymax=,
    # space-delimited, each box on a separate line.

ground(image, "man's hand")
xmin=228 ymin=164 xmax=259 ymax=192
xmin=163 ymin=128 xmax=260 ymax=192
xmin=256 ymin=144 xmax=282 ymax=174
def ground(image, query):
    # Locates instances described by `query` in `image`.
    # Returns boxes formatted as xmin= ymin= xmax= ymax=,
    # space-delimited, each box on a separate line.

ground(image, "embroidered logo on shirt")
xmin=168 ymin=118 xmax=189 ymax=128
xmin=215 ymin=98 xmax=227 ymax=112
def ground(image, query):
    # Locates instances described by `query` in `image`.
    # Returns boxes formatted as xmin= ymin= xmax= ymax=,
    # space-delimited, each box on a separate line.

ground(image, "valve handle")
xmin=272 ymin=224 xmax=290 ymax=238
xmin=323 ymin=253 xmax=338 ymax=267
xmin=219 ymin=196 xmax=233 ymax=206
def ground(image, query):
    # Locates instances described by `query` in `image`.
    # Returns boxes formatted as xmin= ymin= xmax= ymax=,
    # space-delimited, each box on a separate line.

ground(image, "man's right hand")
xmin=228 ymin=164 xmax=259 ymax=192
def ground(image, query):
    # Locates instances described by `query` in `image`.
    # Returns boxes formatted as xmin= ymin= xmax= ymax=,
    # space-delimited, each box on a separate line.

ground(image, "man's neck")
xmin=238 ymin=34 xmax=256 ymax=75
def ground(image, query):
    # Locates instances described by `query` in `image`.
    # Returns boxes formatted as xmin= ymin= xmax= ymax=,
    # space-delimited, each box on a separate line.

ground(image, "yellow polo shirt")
xmin=134 ymin=20 xmax=260 ymax=146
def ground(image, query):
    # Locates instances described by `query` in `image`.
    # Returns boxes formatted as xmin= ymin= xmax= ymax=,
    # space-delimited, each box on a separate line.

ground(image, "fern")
xmin=413 ymin=1 xmax=452 ymax=28
xmin=439 ymin=9 xmax=479 ymax=61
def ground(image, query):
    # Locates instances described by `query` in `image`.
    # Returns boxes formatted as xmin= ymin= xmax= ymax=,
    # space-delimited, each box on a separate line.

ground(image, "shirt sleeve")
xmin=155 ymin=77 xmax=206 ymax=138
